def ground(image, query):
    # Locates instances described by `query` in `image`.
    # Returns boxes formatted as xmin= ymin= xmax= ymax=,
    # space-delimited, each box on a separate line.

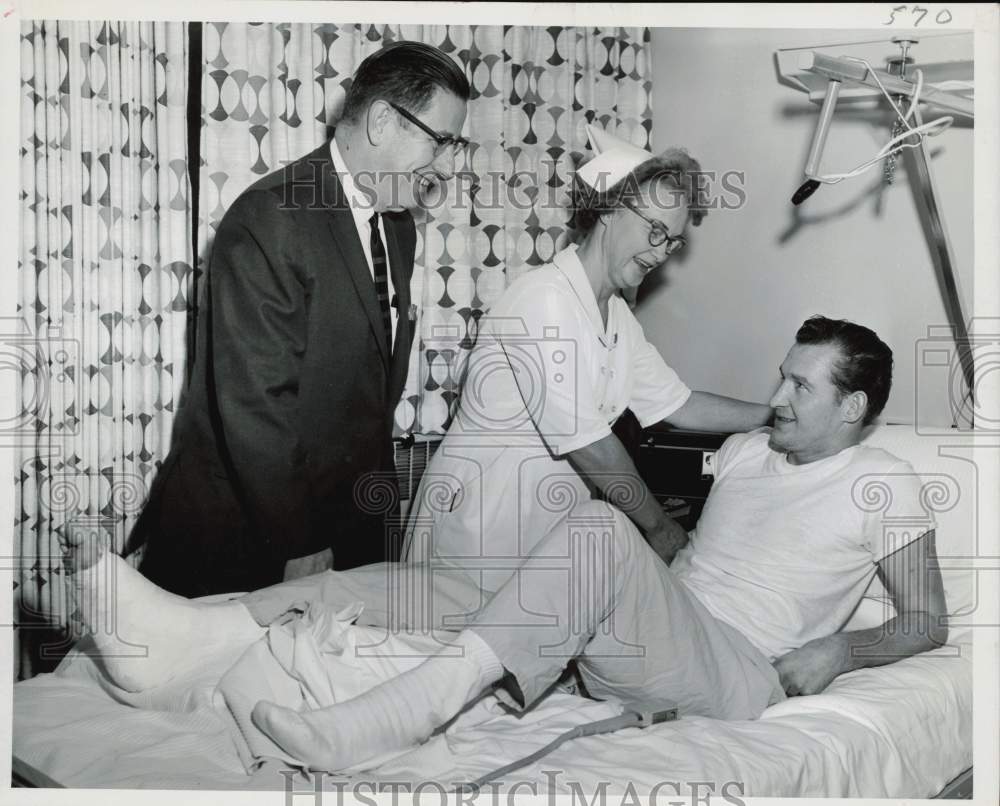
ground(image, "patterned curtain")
xmin=197 ymin=23 xmax=652 ymax=435
xmin=15 ymin=21 xmax=192 ymax=679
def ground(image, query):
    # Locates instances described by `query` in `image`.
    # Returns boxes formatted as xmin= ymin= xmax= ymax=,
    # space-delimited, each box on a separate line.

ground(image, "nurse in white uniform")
xmin=402 ymin=126 xmax=771 ymax=591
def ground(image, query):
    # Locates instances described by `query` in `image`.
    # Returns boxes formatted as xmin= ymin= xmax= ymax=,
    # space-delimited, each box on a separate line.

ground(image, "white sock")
xmin=251 ymin=629 xmax=503 ymax=771
xmin=69 ymin=545 xmax=264 ymax=692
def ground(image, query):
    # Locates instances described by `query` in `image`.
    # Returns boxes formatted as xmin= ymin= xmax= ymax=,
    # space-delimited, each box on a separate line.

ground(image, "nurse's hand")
xmin=644 ymin=519 xmax=689 ymax=566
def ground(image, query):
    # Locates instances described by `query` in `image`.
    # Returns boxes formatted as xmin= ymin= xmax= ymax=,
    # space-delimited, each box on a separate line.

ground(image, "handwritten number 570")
xmin=884 ymin=6 xmax=953 ymax=25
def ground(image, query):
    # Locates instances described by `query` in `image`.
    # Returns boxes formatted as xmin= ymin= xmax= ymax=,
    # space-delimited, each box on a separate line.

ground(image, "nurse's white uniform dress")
xmin=402 ymin=244 xmax=691 ymax=594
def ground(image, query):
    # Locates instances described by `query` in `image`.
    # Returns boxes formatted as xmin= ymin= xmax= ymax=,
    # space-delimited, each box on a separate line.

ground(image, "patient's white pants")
xmin=239 ymin=501 xmax=784 ymax=721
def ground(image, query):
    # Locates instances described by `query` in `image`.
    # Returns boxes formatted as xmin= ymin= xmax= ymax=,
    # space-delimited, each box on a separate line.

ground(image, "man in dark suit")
xmin=130 ymin=42 xmax=470 ymax=597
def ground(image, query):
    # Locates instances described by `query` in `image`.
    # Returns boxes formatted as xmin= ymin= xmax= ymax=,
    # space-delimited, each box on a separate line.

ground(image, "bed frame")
xmin=935 ymin=768 xmax=974 ymax=799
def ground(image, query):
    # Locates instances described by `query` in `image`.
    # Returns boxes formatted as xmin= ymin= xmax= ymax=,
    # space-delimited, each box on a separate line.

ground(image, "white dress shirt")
xmin=329 ymin=137 xmax=397 ymax=343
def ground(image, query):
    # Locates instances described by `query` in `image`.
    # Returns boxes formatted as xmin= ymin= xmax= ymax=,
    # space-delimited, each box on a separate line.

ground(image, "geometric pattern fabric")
xmin=198 ymin=23 xmax=653 ymax=435
xmin=16 ymin=20 xmax=193 ymax=678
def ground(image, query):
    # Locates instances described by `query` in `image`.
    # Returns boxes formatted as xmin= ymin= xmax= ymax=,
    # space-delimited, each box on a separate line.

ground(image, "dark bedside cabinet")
xmin=634 ymin=424 xmax=732 ymax=530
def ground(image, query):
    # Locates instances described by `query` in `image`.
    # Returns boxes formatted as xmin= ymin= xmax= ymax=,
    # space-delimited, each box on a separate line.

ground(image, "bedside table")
xmin=634 ymin=424 xmax=732 ymax=530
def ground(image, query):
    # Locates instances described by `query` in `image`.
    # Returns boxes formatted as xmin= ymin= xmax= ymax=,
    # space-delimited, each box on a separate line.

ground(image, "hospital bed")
xmin=11 ymin=424 xmax=976 ymax=796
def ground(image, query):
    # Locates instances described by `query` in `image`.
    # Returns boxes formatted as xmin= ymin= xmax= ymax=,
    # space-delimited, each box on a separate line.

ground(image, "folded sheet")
xmin=216 ymin=599 xmax=453 ymax=773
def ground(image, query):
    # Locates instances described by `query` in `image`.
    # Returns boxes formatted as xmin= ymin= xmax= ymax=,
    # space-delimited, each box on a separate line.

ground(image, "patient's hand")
xmin=773 ymin=634 xmax=850 ymax=696
xmin=644 ymin=519 xmax=689 ymax=566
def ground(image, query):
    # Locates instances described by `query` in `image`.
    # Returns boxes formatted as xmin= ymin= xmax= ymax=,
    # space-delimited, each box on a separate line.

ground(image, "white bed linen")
xmin=12 ymin=426 xmax=975 ymax=794
xmin=12 ymin=626 xmax=971 ymax=796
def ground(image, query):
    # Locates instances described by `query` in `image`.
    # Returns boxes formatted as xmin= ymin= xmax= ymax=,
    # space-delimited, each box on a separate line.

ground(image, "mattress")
xmin=11 ymin=625 xmax=972 ymax=796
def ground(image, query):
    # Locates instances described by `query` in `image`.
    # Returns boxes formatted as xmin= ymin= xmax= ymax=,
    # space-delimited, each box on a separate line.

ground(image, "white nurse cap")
xmin=575 ymin=124 xmax=653 ymax=190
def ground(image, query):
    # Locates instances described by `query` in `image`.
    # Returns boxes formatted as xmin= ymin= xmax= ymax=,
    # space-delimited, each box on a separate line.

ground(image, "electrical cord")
xmin=808 ymin=59 xmax=953 ymax=186
xmin=454 ymin=700 xmax=678 ymax=792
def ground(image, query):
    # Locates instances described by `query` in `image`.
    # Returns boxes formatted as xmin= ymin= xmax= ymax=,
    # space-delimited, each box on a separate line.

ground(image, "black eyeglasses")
xmin=388 ymin=102 xmax=471 ymax=156
xmin=622 ymin=200 xmax=687 ymax=254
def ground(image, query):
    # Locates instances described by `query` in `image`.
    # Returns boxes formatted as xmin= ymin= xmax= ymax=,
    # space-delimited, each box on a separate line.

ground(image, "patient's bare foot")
xmin=63 ymin=525 xmax=107 ymax=574
xmin=65 ymin=528 xmax=265 ymax=692
xmin=251 ymin=630 xmax=503 ymax=771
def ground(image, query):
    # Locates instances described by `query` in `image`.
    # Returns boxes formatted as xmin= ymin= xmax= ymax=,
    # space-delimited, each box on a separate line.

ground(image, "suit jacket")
xmin=132 ymin=141 xmax=416 ymax=596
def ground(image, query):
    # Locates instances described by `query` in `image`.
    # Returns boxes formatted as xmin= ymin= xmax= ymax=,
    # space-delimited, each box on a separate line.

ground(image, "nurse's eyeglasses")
xmin=389 ymin=102 xmax=471 ymax=157
xmin=621 ymin=200 xmax=688 ymax=254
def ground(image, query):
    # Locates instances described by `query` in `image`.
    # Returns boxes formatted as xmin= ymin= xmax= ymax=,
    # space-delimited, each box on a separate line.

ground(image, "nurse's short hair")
xmin=568 ymin=149 xmax=708 ymax=235
xmin=796 ymin=315 xmax=894 ymax=426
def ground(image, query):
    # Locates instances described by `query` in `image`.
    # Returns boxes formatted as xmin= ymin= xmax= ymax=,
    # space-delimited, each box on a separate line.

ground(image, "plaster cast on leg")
xmin=67 ymin=533 xmax=265 ymax=692
xmin=251 ymin=629 xmax=503 ymax=772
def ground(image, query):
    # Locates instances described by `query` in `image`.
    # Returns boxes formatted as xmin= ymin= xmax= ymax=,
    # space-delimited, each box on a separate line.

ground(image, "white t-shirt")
xmin=672 ymin=429 xmax=934 ymax=660
xmin=404 ymin=244 xmax=691 ymax=575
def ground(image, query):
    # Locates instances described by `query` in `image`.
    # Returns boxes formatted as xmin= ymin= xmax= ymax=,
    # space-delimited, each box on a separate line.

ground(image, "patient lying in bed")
xmin=66 ymin=317 xmax=948 ymax=776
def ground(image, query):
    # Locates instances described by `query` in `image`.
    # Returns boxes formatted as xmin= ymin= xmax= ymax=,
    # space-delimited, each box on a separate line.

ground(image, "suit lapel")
xmin=320 ymin=168 xmax=391 ymax=370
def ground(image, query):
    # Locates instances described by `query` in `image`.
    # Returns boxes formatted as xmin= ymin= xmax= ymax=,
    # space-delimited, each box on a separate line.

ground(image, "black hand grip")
xmin=792 ymin=179 xmax=821 ymax=206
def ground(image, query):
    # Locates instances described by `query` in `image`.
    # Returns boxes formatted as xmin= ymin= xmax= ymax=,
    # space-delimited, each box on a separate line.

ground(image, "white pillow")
xmin=847 ymin=424 xmax=977 ymax=625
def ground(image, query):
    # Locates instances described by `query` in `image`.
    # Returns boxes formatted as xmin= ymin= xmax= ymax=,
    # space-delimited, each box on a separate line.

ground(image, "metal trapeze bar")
xmin=800 ymin=52 xmax=974 ymax=119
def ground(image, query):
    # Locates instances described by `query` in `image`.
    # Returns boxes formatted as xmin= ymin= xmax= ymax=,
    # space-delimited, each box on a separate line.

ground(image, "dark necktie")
xmin=369 ymin=212 xmax=393 ymax=352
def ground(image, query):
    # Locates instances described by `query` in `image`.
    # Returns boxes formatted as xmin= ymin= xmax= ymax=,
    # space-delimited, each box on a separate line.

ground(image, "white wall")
xmin=642 ymin=28 xmax=974 ymax=426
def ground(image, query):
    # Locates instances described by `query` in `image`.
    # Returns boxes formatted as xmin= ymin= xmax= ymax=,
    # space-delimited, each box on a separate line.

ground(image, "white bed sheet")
xmin=12 ymin=627 xmax=972 ymax=796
